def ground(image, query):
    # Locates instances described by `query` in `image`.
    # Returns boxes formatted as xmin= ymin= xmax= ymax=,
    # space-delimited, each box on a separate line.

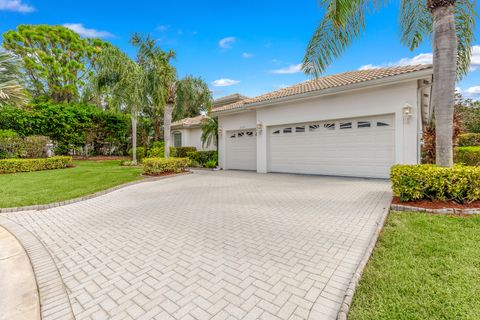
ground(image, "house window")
xmin=237 ymin=131 xmax=245 ymax=137
xmin=283 ymin=127 xmax=292 ymax=133
xmin=272 ymin=129 xmax=280 ymax=135
xmin=173 ymin=132 xmax=182 ymax=147
xmin=339 ymin=122 xmax=352 ymax=129
xmin=230 ymin=133 xmax=236 ymax=138
xmin=246 ymin=131 xmax=254 ymax=136
xmin=377 ymin=121 xmax=390 ymax=127
xmin=357 ymin=121 xmax=371 ymax=128
xmin=296 ymin=126 xmax=305 ymax=133
xmin=309 ymin=124 xmax=320 ymax=131
xmin=324 ymin=123 xmax=335 ymax=130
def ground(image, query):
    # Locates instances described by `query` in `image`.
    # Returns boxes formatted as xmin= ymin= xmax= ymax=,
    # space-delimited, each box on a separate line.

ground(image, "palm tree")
xmin=95 ymin=46 xmax=145 ymax=164
xmin=302 ymin=0 xmax=477 ymax=167
xmin=0 ymin=51 xmax=27 ymax=107
xmin=201 ymin=117 xmax=218 ymax=150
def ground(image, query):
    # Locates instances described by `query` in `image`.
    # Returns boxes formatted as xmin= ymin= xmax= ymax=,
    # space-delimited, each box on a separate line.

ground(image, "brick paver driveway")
xmin=2 ymin=170 xmax=391 ymax=320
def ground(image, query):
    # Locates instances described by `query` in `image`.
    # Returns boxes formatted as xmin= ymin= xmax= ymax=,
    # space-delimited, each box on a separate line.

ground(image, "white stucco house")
xmin=211 ymin=65 xmax=433 ymax=178
xmin=170 ymin=94 xmax=249 ymax=151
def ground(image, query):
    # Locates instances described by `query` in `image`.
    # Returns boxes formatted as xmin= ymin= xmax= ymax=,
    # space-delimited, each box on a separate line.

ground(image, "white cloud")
xmin=360 ymin=45 xmax=480 ymax=71
xmin=212 ymin=78 xmax=240 ymax=87
xmin=242 ymin=52 xmax=254 ymax=58
xmin=465 ymin=86 xmax=480 ymax=95
xmin=63 ymin=23 xmax=114 ymax=38
xmin=219 ymin=37 xmax=236 ymax=49
xmin=156 ymin=25 xmax=170 ymax=32
xmin=0 ymin=0 xmax=34 ymax=12
xmin=271 ymin=63 xmax=302 ymax=74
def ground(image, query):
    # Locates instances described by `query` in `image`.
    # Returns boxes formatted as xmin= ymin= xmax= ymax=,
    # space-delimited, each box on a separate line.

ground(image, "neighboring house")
xmin=171 ymin=94 xmax=249 ymax=151
xmin=211 ymin=65 xmax=433 ymax=178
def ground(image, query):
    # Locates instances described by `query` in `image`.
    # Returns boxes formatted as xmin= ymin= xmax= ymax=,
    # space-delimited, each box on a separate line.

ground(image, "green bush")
xmin=0 ymin=156 xmax=73 ymax=174
xmin=142 ymin=157 xmax=191 ymax=175
xmin=455 ymin=146 xmax=480 ymax=166
xmin=172 ymin=146 xmax=196 ymax=158
xmin=128 ymin=147 xmax=145 ymax=163
xmin=23 ymin=135 xmax=50 ymax=158
xmin=391 ymin=164 xmax=480 ymax=203
xmin=457 ymin=133 xmax=480 ymax=147
xmin=147 ymin=147 xmax=164 ymax=158
xmin=0 ymin=130 xmax=23 ymax=159
xmin=151 ymin=141 xmax=164 ymax=149
xmin=187 ymin=151 xmax=218 ymax=167
xmin=204 ymin=160 xmax=217 ymax=168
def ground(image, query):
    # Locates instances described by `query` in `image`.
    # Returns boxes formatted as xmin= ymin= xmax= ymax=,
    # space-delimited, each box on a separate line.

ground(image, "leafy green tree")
xmin=174 ymin=76 xmax=212 ymax=121
xmin=201 ymin=117 xmax=218 ymax=149
xmin=0 ymin=51 xmax=27 ymax=107
xmin=2 ymin=25 xmax=107 ymax=103
xmin=302 ymin=0 xmax=477 ymax=167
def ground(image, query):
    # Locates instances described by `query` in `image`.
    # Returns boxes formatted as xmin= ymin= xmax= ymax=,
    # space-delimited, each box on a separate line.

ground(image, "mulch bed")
xmin=142 ymin=171 xmax=188 ymax=177
xmin=392 ymin=196 xmax=480 ymax=209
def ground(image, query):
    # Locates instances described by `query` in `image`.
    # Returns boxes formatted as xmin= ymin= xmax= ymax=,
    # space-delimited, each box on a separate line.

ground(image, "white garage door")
xmin=268 ymin=115 xmax=395 ymax=178
xmin=226 ymin=129 xmax=257 ymax=170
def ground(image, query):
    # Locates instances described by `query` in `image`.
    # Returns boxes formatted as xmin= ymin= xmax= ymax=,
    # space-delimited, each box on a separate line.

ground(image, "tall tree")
xmin=2 ymin=25 xmax=107 ymax=103
xmin=302 ymin=0 xmax=477 ymax=167
xmin=174 ymin=76 xmax=212 ymax=121
xmin=0 ymin=51 xmax=27 ymax=107
xmin=95 ymin=46 xmax=144 ymax=164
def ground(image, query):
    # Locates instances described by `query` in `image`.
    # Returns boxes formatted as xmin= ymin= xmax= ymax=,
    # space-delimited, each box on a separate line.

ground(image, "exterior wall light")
xmin=256 ymin=122 xmax=263 ymax=135
xmin=403 ymin=103 xmax=413 ymax=121
xmin=218 ymin=127 xmax=223 ymax=137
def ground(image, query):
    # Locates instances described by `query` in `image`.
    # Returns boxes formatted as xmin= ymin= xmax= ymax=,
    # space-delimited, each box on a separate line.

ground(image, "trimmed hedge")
xmin=142 ymin=157 xmax=191 ymax=175
xmin=458 ymin=133 xmax=480 ymax=147
xmin=455 ymin=146 xmax=480 ymax=166
xmin=172 ymin=146 xmax=196 ymax=158
xmin=0 ymin=156 xmax=73 ymax=174
xmin=187 ymin=151 xmax=218 ymax=167
xmin=391 ymin=164 xmax=480 ymax=203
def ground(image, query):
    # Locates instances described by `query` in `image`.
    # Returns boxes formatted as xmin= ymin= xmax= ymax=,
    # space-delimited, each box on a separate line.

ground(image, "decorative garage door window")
xmin=271 ymin=118 xmax=392 ymax=135
xmin=229 ymin=130 xmax=256 ymax=138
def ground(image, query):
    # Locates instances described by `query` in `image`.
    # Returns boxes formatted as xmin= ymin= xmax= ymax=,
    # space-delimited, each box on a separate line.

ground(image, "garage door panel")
xmin=268 ymin=115 xmax=395 ymax=178
xmin=226 ymin=129 xmax=257 ymax=171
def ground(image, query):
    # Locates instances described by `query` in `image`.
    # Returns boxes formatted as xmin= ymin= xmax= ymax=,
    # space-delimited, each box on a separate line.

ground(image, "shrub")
xmin=147 ymin=147 xmax=164 ymax=158
xmin=0 ymin=156 xmax=73 ymax=174
xmin=172 ymin=146 xmax=196 ymax=158
xmin=0 ymin=129 xmax=23 ymax=159
xmin=187 ymin=151 xmax=218 ymax=167
xmin=151 ymin=141 xmax=164 ymax=149
xmin=455 ymin=146 xmax=480 ymax=166
xmin=457 ymin=133 xmax=480 ymax=147
xmin=391 ymin=164 xmax=480 ymax=203
xmin=128 ymin=147 xmax=145 ymax=163
xmin=204 ymin=160 xmax=217 ymax=168
xmin=22 ymin=135 xmax=50 ymax=158
xmin=142 ymin=157 xmax=191 ymax=175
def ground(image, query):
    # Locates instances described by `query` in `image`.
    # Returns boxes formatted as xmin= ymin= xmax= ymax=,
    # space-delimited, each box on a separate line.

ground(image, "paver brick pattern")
xmin=3 ymin=170 xmax=391 ymax=320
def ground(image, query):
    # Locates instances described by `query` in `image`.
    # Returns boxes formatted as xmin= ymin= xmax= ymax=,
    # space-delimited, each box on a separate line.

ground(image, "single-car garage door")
xmin=268 ymin=115 xmax=395 ymax=178
xmin=226 ymin=129 xmax=257 ymax=170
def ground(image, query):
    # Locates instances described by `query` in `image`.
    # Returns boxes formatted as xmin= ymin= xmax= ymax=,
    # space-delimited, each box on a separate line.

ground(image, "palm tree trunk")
xmin=164 ymin=103 xmax=174 ymax=158
xmin=131 ymin=112 xmax=137 ymax=164
xmin=431 ymin=3 xmax=457 ymax=167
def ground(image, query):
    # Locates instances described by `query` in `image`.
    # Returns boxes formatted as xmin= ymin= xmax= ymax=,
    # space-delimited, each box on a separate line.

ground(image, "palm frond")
xmin=201 ymin=117 xmax=218 ymax=149
xmin=0 ymin=51 xmax=27 ymax=107
xmin=455 ymin=0 xmax=477 ymax=79
xmin=303 ymin=0 xmax=387 ymax=76
xmin=399 ymin=0 xmax=431 ymax=50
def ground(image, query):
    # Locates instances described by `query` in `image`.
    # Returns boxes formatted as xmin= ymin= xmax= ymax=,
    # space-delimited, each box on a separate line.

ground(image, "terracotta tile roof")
xmin=212 ymin=64 xmax=432 ymax=113
xmin=171 ymin=115 xmax=209 ymax=128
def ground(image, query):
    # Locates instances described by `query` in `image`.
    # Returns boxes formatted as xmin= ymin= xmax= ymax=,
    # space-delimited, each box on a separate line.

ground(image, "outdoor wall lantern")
xmin=256 ymin=122 xmax=263 ymax=135
xmin=218 ymin=126 xmax=223 ymax=137
xmin=403 ymin=103 xmax=413 ymax=122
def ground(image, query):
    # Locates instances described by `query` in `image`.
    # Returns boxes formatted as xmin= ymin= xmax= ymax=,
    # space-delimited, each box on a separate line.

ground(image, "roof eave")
xmin=211 ymin=67 xmax=433 ymax=116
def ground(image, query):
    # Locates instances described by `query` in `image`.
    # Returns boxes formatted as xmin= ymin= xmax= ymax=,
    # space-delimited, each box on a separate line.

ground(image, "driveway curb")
xmin=0 ymin=171 xmax=192 ymax=214
xmin=336 ymin=196 xmax=391 ymax=320
xmin=0 ymin=217 xmax=74 ymax=320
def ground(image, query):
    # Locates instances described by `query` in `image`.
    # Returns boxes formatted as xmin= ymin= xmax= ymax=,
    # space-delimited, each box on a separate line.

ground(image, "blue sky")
xmin=1 ymin=0 xmax=479 ymax=99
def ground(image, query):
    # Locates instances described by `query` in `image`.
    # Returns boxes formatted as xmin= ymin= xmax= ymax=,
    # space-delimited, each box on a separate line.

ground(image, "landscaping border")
xmin=0 ymin=171 xmax=192 ymax=213
xmin=390 ymin=203 xmax=480 ymax=214
xmin=336 ymin=197 xmax=390 ymax=320
xmin=0 ymin=217 xmax=74 ymax=320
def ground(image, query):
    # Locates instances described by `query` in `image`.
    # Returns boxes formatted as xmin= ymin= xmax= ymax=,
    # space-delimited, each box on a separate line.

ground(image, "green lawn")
xmin=349 ymin=211 xmax=480 ymax=320
xmin=0 ymin=160 xmax=143 ymax=208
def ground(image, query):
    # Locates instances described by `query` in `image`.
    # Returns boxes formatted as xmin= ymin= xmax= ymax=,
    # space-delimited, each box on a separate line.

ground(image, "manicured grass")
xmin=349 ymin=211 xmax=480 ymax=320
xmin=0 ymin=160 xmax=143 ymax=208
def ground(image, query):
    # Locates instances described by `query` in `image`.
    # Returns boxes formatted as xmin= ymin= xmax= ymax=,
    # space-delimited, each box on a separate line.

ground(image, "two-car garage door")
xmin=268 ymin=115 xmax=395 ymax=178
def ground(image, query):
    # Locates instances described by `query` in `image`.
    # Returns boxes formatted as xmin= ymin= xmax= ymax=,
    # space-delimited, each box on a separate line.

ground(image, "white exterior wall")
xmin=218 ymin=80 xmax=421 ymax=174
xmin=170 ymin=127 xmax=216 ymax=151
xmin=218 ymin=111 xmax=257 ymax=169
